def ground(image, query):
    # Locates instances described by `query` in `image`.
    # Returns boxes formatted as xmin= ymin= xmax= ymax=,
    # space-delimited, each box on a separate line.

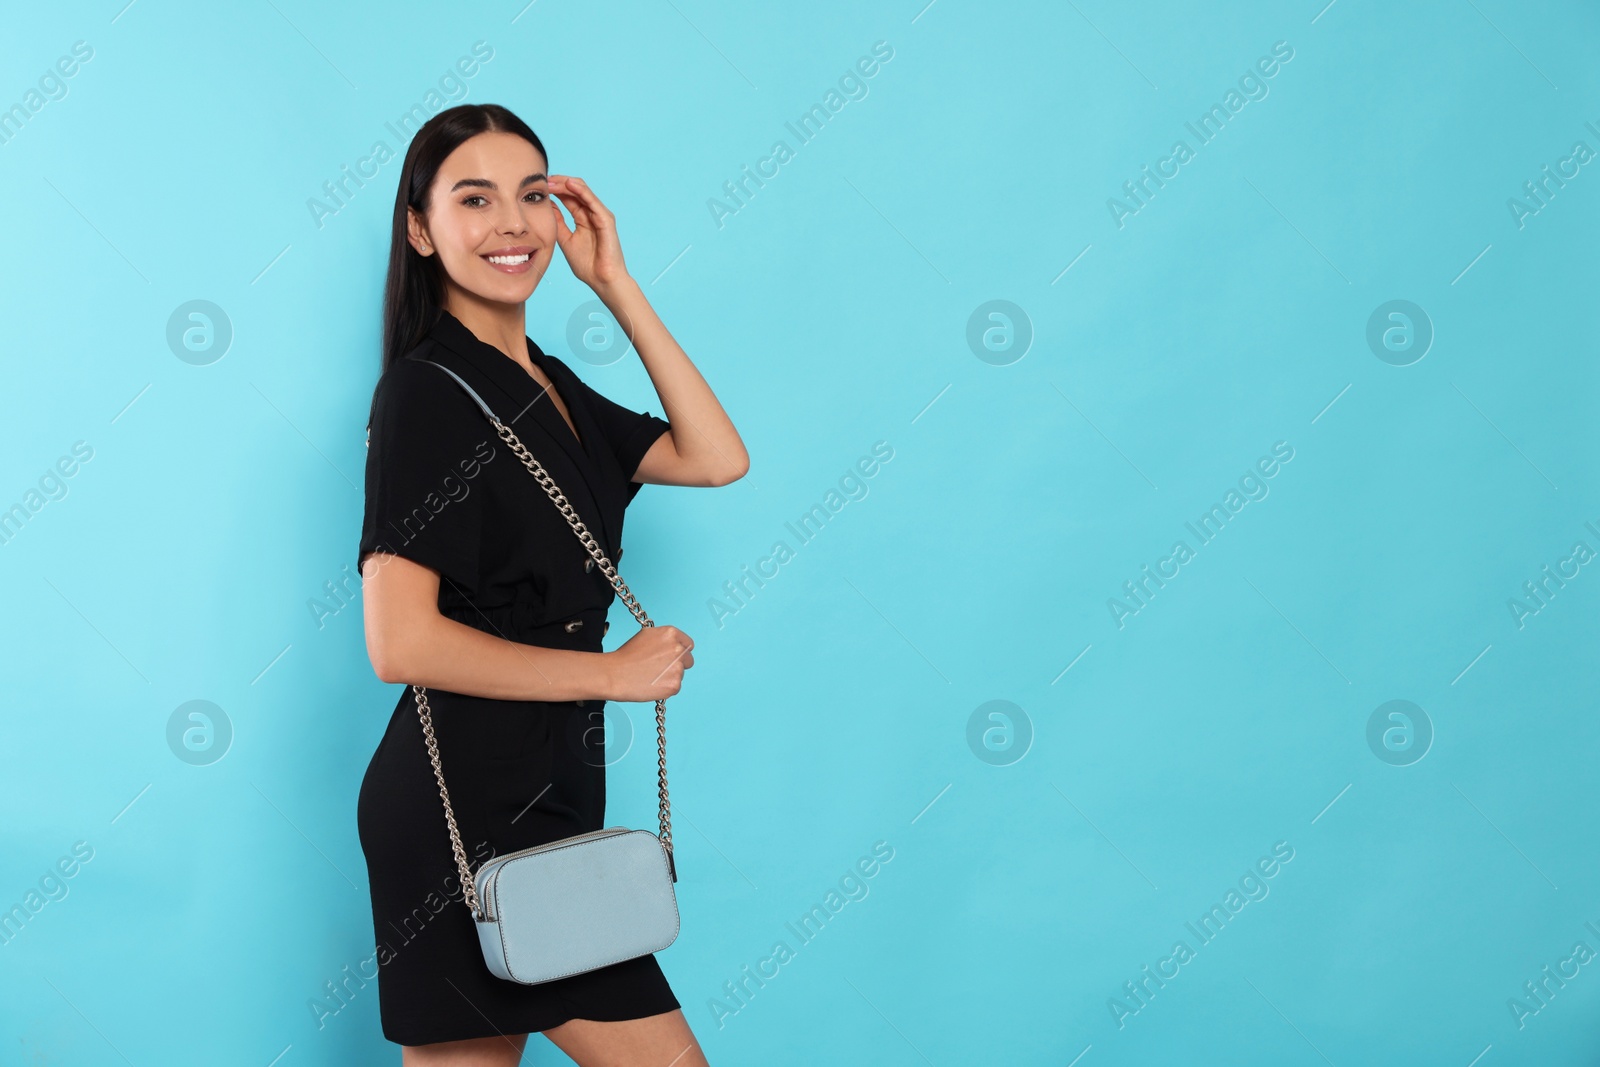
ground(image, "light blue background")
xmin=2 ymin=2 xmax=1597 ymax=1064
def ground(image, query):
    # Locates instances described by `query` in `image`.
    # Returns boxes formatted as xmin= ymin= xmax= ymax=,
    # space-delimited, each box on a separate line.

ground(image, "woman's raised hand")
xmin=548 ymin=175 xmax=630 ymax=292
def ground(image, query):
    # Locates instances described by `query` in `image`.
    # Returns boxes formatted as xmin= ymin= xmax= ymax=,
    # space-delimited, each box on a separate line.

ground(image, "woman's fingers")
xmin=550 ymin=188 xmax=588 ymax=231
xmin=550 ymin=175 xmax=614 ymax=227
xmin=547 ymin=195 xmax=574 ymax=242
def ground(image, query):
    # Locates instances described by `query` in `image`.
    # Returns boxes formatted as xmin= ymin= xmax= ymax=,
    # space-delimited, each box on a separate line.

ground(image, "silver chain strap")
xmin=413 ymin=415 xmax=672 ymax=919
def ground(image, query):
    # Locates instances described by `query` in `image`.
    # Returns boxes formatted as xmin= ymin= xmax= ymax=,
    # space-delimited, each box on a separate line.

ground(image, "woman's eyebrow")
xmin=449 ymin=172 xmax=548 ymax=192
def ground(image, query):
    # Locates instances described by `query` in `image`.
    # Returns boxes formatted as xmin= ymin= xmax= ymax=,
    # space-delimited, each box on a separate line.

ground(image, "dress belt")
xmin=434 ymin=603 xmax=613 ymax=706
xmin=440 ymin=602 xmax=611 ymax=649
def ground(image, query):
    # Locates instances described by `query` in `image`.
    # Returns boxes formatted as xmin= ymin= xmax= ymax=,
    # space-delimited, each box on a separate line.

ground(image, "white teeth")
xmin=486 ymin=253 xmax=531 ymax=265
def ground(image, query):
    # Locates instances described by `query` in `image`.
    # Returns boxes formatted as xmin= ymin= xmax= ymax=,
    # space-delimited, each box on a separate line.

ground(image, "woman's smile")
xmin=482 ymin=245 xmax=536 ymax=273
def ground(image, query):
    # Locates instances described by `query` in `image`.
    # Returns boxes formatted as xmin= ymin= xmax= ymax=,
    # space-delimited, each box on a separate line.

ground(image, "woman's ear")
xmin=406 ymin=207 xmax=433 ymax=256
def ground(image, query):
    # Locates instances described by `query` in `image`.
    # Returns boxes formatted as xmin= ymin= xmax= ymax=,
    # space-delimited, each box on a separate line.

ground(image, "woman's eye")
xmin=461 ymin=192 xmax=544 ymax=207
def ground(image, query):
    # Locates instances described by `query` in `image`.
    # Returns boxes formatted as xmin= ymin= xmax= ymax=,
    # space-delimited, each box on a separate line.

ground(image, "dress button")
xmin=585 ymin=558 xmax=595 ymax=573
xmin=563 ymin=619 xmax=584 ymax=633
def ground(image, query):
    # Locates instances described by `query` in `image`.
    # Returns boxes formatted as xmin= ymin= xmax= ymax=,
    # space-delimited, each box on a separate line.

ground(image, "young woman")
xmin=355 ymin=104 xmax=746 ymax=1066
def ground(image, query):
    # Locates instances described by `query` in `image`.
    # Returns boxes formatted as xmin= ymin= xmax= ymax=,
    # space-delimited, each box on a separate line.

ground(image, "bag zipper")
xmin=474 ymin=827 xmax=637 ymax=920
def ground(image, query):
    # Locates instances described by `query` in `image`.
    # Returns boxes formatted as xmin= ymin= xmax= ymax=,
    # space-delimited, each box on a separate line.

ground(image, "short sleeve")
xmin=569 ymin=374 xmax=672 ymax=503
xmin=358 ymin=360 xmax=495 ymax=591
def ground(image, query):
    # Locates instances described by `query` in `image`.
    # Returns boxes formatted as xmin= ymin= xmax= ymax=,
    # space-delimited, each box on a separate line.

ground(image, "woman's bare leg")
xmin=401 ymin=1032 xmax=528 ymax=1066
xmin=541 ymin=1009 xmax=709 ymax=1067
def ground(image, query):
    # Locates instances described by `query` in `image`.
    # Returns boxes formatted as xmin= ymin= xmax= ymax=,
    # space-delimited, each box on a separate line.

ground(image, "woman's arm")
xmin=549 ymin=175 xmax=750 ymax=489
xmin=599 ymin=275 xmax=749 ymax=489
xmin=362 ymin=551 xmax=618 ymax=701
xmin=362 ymin=552 xmax=695 ymax=704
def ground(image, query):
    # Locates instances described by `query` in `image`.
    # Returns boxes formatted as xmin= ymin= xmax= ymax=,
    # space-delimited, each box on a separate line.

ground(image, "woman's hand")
xmin=549 ymin=174 xmax=631 ymax=293
xmin=602 ymin=624 xmax=695 ymax=703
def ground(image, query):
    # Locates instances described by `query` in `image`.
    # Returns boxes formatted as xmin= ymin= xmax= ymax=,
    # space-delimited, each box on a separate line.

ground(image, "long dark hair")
xmin=379 ymin=103 xmax=548 ymax=376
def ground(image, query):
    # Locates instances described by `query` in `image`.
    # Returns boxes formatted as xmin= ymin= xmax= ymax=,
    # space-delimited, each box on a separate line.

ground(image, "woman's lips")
xmin=482 ymin=250 xmax=534 ymax=274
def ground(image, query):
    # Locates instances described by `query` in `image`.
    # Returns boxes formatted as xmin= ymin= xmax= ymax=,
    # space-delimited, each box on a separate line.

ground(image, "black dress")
xmin=355 ymin=306 xmax=679 ymax=1046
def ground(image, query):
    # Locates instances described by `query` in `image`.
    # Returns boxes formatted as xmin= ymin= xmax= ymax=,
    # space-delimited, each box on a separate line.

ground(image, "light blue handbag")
xmin=408 ymin=358 xmax=680 ymax=985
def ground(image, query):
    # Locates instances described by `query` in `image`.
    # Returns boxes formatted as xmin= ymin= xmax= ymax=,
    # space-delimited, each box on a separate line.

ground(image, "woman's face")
xmin=409 ymin=130 xmax=558 ymax=307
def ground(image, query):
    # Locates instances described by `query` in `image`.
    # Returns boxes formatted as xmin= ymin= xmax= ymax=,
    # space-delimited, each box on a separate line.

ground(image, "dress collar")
xmin=425 ymin=308 xmax=585 ymax=452
xmin=420 ymin=306 xmax=621 ymax=554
